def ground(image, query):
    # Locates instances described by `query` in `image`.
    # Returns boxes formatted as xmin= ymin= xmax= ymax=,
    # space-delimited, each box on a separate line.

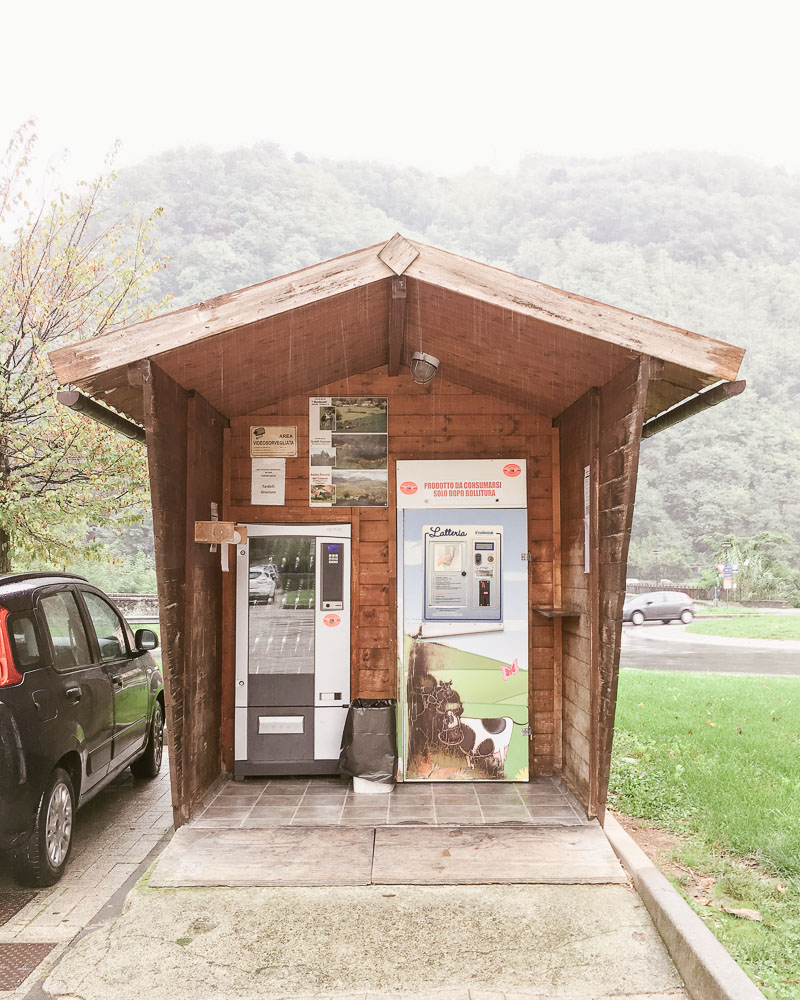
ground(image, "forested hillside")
xmin=111 ymin=145 xmax=800 ymax=592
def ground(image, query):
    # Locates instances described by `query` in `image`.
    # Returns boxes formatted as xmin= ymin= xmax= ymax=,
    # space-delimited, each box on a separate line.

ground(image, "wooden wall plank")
xmin=553 ymin=388 xmax=592 ymax=811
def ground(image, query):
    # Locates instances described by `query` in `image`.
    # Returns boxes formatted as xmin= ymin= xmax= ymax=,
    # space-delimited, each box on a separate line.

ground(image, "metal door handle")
xmin=111 ymin=675 xmax=123 ymax=689
xmin=65 ymin=686 xmax=82 ymax=702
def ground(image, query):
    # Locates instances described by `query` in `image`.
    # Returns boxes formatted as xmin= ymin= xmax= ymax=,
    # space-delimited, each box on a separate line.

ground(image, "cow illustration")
xmin=438 ymin=711 xmax=514 ymax=769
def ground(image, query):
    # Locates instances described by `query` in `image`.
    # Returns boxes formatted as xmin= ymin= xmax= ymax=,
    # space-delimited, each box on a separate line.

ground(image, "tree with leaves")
xmin=704 ymin=531 xmax=799 ymax=602
xmin=0 ymin=124 xmax=165 ymax=573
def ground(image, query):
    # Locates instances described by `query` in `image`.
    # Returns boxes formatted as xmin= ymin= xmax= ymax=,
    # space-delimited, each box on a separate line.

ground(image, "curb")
xmin=603 ymin=813 xmax=766 ymax=1000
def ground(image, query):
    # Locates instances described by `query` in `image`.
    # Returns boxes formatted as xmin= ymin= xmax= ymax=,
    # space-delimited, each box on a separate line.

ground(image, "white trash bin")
xmin=352 ymin=775 xmax=394 ymax=795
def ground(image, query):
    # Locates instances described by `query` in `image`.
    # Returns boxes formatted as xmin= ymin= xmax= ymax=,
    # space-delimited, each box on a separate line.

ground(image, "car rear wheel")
xmin=131 ymin=700 xmax=164 ymax=778
xmin=11 ymin=767 xmax=75 ymax=887
xmin=680 ymin=609 xmax=694 ymax=624
xmin=631 ymin=610 xmax=645 ymax=626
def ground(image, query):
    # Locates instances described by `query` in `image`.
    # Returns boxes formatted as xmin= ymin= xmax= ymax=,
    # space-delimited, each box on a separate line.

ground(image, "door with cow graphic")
xmin=398 ymin=508 xmax=529 ymax=782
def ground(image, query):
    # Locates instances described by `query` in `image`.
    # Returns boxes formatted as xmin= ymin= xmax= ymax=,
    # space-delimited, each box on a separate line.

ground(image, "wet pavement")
xmin=620 ymin=621 xmax=800 ymax=676
xmin=0 ymin=754 xmax=172 ymax=997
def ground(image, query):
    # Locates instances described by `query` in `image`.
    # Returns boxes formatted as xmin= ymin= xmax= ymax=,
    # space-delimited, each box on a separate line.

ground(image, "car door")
xmin=643 ymin=592 xmax=665 ymax=620
xmin=661 ymin=591 xmax=681 ymax=620
xmin=79 ymin=589 xmax=150 ymax=766
xmin=38 ymin=587 xmax=114 ymax=791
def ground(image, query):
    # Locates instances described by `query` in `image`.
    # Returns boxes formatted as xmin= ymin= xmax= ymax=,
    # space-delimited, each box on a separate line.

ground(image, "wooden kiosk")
xmin=49 ymin=234 xmax=745 ymax=827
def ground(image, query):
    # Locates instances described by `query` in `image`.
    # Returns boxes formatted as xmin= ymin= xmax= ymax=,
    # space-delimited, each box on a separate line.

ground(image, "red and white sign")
xmin=322 ymin=613 xmax=341 ymax=627
xmin=396 ymin=459 xmax=527 ymax=509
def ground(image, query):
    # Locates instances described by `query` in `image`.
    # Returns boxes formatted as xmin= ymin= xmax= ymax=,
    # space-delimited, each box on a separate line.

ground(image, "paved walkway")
xmin=0 ymin=756 xmax=173 ymax=996
xmin=42 ymin=883 xmax=690 ymax=1000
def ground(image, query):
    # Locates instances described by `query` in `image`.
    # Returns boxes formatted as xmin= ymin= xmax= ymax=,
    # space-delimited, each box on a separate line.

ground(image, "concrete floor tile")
xmin=260 ymin=781 xmax=309 ymax=794
xmin=293 ymin=809 xmax=345 ymax=821
xmin=199 ymin=806 xmax=252 ymax=819
xmin=246 ymin=804 xmax=298 ymax=816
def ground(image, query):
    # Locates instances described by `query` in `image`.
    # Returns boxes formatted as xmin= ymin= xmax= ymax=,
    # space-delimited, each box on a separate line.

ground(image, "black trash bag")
xmin=339 ymin=699 xmax=397 ymax=783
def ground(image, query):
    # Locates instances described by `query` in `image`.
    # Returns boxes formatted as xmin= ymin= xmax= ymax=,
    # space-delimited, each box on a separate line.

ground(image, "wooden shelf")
xmin=532 ymin=607 xmax=580 ymax=618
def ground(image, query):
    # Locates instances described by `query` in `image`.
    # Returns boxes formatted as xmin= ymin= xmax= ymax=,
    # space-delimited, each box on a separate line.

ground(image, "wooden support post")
xmin=588 ymin=389 xmax=601 ymax=820
xmin=140 ymin=361 xmax=227 ymax=828
xmin=184 ymin=391 xmax=227 ymax=817
xmin=388 ymin=275 xmax=407 ymax=376
xmin=140 ymin=360 xmax=189 ymax=828
xmin=350 ymin=508 xmax=361 ymax=699
xmin=220 ymin=426 xmax=236 ymax=772
xmin=594 ymin=356 xmax=653 ymax=821
xmin=550 ymin=427 xmax=563 ymax=774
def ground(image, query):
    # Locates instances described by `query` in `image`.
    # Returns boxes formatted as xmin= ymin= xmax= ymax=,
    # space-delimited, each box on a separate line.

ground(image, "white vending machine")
xmin=234 ymin=524 xmax=351 ymax=777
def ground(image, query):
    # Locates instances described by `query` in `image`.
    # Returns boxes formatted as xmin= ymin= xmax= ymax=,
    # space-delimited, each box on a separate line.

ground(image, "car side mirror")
xmin=134 ymin=628 xmax=159 ymax=651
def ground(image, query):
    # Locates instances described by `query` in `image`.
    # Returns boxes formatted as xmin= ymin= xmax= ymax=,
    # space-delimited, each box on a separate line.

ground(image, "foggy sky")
xmin=4 ymin=0 xmax=799 ymax=183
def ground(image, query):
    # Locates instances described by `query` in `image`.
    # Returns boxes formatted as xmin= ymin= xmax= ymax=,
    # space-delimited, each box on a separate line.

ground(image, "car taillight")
xmin=0 ymin=607 xmax=24 ymax=688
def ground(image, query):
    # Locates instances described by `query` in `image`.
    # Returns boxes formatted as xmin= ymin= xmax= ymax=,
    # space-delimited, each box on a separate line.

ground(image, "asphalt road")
xmin=620 ymin=621 xmax=800 ymax=676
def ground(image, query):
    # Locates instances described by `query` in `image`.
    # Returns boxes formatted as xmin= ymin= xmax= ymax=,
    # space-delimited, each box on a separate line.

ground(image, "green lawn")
xmin=686 ymin=615 xmax=800 ymax=640
xmin=610 ymin=670 xmax=800 ymax=998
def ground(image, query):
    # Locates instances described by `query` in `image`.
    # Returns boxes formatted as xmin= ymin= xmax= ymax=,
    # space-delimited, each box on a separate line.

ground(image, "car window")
xmin=82 ymin=592 xmax=129 ymax=661
xmin=8 ymin=614 xmax=42 ymax=669
xmin=40 ymin=591 xmax=93 ymax=670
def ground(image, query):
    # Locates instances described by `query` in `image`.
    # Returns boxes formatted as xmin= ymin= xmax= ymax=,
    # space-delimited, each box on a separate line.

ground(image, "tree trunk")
xmin=0 ymin=441 xmax=11 ymax=572
xmin=0 ymin=525 xmax=10 ymax=574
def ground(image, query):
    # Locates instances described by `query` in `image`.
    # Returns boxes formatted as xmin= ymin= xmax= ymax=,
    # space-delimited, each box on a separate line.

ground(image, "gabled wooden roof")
xmin=49 ymin=233 xmax=745 ymax=424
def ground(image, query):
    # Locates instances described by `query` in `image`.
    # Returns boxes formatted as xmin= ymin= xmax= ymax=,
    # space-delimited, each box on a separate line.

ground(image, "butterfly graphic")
xmin=501 ymin=658 xmax=519 ymax=680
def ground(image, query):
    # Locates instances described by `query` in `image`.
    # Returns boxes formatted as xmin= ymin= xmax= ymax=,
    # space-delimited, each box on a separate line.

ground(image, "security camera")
xmin=410 ymin=351 xmax=440 ymax=385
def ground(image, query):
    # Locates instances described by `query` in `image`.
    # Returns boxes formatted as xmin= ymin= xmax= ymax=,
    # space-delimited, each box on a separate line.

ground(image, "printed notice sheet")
xmin=309 ymin=397 xmax=388 ymax=507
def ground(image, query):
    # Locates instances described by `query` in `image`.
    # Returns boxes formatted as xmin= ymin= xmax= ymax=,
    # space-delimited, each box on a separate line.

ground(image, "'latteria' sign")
xmin=396 ymin=460 xmax=527 ymax=509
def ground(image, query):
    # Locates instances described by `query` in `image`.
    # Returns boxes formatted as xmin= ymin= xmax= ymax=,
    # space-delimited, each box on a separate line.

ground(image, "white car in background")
xmin=249 ymin=564 xmax=278 ymax=604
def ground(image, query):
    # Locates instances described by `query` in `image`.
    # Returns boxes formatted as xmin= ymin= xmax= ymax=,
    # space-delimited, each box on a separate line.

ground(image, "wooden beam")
xmin=141 ymin=360 xmax=190 ymax=829
xmin=49 ymin=242 xmax=393 ymax=386
xmin=378 ymin=233 xmax=420 ymax=276
xmin=550 ymin=427 xmax=563 ymax=775
xmin=183 ymin=390 xmax=227 ymax=817
xmin=405 ymin=248 xmax=745 ymax=382
xmin=388 ymin=275 xmax=407 ymax=377
xmin=588 ymin=389 xmax=601 ymax=820
xmin=594 ymin=357 xmax=653 ymax=823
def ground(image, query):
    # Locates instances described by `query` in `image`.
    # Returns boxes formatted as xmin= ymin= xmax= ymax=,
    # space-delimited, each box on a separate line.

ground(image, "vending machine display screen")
xmin=422 ymin=526 xmax=502 ymax=621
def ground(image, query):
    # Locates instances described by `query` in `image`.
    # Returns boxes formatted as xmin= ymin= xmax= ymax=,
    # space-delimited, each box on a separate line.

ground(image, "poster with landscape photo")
xmin=309 ymin=397 xmax=388 ymax=507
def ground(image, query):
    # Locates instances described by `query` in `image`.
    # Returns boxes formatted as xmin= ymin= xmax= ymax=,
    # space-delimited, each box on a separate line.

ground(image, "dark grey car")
xmin=623 ymin=591 xmax=694 ymax=626
xmin=0 ymin=572 xmax=164 ymax=886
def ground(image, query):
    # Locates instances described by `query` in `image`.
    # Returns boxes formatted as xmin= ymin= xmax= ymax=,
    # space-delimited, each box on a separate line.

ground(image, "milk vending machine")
xmin=234 ymin=525 xmax=351 ymax=776
xmin=396 ymin=461 xmax=530 ymax=783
